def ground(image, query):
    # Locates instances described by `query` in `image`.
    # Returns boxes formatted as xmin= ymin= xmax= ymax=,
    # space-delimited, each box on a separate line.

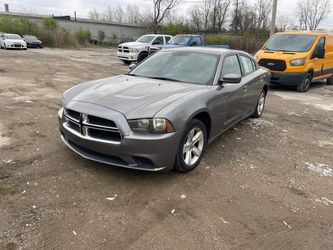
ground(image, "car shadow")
xmin=269 ymin=79 xmax=328 ymax=92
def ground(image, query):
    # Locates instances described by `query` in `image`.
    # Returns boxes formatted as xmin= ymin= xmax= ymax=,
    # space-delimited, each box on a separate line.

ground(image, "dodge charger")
xmin=58 ymin=47 xmax=270 ymax=172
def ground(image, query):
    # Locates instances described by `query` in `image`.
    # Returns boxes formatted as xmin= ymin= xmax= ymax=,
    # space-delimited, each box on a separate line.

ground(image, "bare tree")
xmin=89 ymin=9 xmax=101 ymax=20
xmin=254 ymin=0 xmax=271 ymax=31
xmin=297 ymin=0 xmax=330 ymax=30
xmin=103 ymin=6 xmax=114 ymax=22
xmin=126 ymin=4 xmax=141 ymax=24
xmin=112 ymin=6 xmax=125 ymax=23
xmin=152 ymin=0 xmax=181 ymax=33
xmin=215 ymin=0 xmax=231 ymax=32
xmin=190 ymin=6 xmax=203 ymax=31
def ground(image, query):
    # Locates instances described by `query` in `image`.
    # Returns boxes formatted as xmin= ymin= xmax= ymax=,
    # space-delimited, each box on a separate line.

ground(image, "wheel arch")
xmin=186 ymin=110 xmax=212 ymax=140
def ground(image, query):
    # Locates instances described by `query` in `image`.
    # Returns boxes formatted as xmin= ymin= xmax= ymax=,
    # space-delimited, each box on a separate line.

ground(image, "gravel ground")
xmin=0 ymin=48 xmax=332 ymax=250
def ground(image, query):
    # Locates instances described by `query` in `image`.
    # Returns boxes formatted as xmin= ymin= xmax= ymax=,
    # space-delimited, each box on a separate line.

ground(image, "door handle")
xmin=260 ymin=76 xmax=265 ymax=82
xmin=243 ymin=85 xmax=248 ymax=92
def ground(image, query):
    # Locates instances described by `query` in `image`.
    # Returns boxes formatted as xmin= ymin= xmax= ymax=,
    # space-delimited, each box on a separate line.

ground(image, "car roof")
xmin=275 ymin=31 xmax=328 ymax=36
xmin=174 ymin=34 xmax=200 ymax=36
xmin=161 ymin=47 xmax=249 ymax=57
xmin=143 ymin=34 xmax=172 ymax=36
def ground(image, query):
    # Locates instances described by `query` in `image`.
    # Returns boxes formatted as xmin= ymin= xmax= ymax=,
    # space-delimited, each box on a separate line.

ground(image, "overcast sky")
xmin=1 ymin=0 xmax=333 ymax=29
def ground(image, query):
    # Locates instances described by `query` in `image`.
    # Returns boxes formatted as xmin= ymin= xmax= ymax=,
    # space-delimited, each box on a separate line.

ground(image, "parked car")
xmin=0 ymin=33 xmax=27 ymax=50
xmin=23 ymin=35 xmax=43 ymax=48
xmin=148 ymin=34 xmax=229 ymax=54
xmin=255 ymin=31 xmax=333 ymax=92
xmin=59 ymin=47 xmax=270 ymax=172
xmin=116 ymin=34 xmax=172 ymax=64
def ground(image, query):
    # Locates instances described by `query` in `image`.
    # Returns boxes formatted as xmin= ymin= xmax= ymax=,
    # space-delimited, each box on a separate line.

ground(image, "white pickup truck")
xmin=117 ymin=34 xmax=172 ymax=64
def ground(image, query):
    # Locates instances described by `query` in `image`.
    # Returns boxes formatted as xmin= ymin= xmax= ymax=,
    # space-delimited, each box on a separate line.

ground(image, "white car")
xmin=117 ymin=34 xmax=172 ymax=64
xmin=0 ymin=33 xmax=27 ymax=50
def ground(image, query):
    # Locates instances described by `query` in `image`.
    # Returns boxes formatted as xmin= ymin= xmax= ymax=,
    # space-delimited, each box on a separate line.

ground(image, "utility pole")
xmin=270 ymin=0 xmax=278 ymax=36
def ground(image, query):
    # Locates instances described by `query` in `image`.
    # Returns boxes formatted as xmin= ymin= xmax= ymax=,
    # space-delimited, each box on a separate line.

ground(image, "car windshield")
xmin=24 ymin=35 xmax=37 ymax=39
xmin=136 ymin=35 xmax=155 ymax=43
xmin=168 ymin=36 xmax=191 ymax=45
xmin=263 ymin=34 xmax=317 ymax=52
xmin=130 ymin=51 xmax=219 ymax=85
xmin=5 ymin=34 xmax=22 ymax=40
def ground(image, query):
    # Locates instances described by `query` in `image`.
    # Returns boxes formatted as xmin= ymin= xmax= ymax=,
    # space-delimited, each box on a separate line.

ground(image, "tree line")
xmin=89 ymin=0 xmax=331 ymax=35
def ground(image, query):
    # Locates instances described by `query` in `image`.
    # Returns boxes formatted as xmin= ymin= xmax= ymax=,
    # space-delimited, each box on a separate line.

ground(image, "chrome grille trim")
xmin=63 ymin=109 xmax=122 ymax=144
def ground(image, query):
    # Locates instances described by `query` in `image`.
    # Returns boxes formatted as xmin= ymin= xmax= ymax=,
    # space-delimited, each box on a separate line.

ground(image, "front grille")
xmin=87 ymin=115 xmax=117 ymax=128
xmin=118 ymin=46 xmax=130 ymax=53
xmin=67 ymin=120 xmax=80 ymax=133
xmin=87 ymin=128 xmax=121 ymax=141
xmin=64 ymin=109 xmax=121 ymax=143
xmin=258 ymin=59 xmax=286 ymax=71
xmin=14 ymin=44 xmax=22 ymax=48
xmin=65 ymin=109 xmax=80 ymax=121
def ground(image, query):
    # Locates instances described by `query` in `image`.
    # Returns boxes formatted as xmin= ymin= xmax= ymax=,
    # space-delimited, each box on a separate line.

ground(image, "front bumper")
xmin=270 ymin=71 xmax=306 ymax=86
xmin=27 ymin=43 xmax=42 ymax=48
xmin=58 ymin=102 xmax=182 ymax=171
xmin=116 ymin=51 xmax=138 ymax=62
xmin=5 ymin=43 xmax=27 ymax=49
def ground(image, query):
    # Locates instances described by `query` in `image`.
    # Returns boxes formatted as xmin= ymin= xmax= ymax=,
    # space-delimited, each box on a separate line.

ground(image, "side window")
xmin=152 ymin=36 xmax=164 ymax=45
xmin=312 ymin=37 xmax=325 ymax=58
xmin=165 ymin=36 xmax=171 ymax=43
xmin=239 ymin=56 xmax=255 ymax=75
xmin=221 ymin=55 xmax=242 ymax=78
xmin=190 ymin=37 xmax=202 ymax=46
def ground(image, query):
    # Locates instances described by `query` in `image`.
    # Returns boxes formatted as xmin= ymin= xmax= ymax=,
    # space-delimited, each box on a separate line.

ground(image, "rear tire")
xmin=327 ymin=74 xmax=333 ymax=85
xmin=174 ymin=119 xmax=207 ymax=173
xmin=297 ymin=73 xmax=312 ymax=92
xmin=252 ymin=90 xmax=266 ymax=118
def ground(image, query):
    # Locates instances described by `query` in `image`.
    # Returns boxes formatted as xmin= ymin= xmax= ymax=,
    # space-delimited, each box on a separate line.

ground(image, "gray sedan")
xmin=58 ymin=47 xmax=270 ymax=172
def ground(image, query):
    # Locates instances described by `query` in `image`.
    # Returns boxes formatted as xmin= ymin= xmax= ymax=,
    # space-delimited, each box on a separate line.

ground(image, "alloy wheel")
xmin=257 ymin=92 xmax=266 ymax=115
xmin=182 ymin=127 xmax=204 ymax=166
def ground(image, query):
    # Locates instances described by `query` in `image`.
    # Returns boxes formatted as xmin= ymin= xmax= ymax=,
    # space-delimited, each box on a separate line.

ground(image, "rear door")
xmin=238 ymin=55 xmax=262 ymax=116
xmin=220 ymin=54 xmax=248 ymax=128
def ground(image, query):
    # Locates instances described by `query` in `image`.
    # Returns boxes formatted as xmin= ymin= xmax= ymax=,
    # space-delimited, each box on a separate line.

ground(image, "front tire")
xmin=175 ymin=119 xmax=207 ymax=173
xmin=327 ymin=74 xmax=333 ymax=85
xmin=137 ymin=52 xmax=148 ymax=63
xmin=297 ymin=73 xmax=312 ymax=92
xmin=122 ymin=60 xmax=131 ymax=65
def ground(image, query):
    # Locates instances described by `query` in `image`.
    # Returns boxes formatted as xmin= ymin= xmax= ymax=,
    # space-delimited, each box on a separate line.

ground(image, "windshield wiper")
xmin=148 ymin=76 xmax=183 ymax=82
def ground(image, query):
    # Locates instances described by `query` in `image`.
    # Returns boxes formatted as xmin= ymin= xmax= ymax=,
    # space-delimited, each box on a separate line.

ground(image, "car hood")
xmin=69 ymin=75 xmax=206 ymax=119
xmin=152 ymin=44 xmax=181 ymax=49
xmin=5 ymin=39 xmax=25 ymax=43
xmin=119 ymin=41 xmax=146 ymax=47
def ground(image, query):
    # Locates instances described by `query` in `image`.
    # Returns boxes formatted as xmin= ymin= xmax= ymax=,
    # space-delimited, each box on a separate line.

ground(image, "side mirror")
xmin=317 ymin=48 xmax=325 ymax=58
xmin=129 ymin=63 xmax=137 ymax=71
xmin=220 ymin=74 xmax=242 ymax=84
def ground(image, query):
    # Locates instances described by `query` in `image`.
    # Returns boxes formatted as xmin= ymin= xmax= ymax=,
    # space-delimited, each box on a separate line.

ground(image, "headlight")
xmin=129 ymin=48 xmax=139 ymax=53
xmin=290 ymin=58 xmax=306 ymax=66
xmin=128 ymin=118 xmax=175 ymax=134
xmin=62 ymin=96 xmax=67 ymax=108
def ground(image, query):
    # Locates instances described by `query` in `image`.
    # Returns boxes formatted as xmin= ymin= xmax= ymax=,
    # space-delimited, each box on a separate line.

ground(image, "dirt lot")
xmin=0 ymin=48 xmax=332 ymax=250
